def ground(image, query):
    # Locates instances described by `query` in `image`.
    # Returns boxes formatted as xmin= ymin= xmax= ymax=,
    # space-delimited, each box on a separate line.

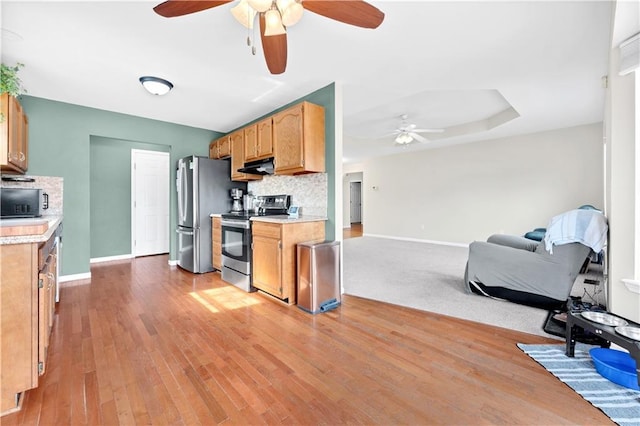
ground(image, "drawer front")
xmin=252 ymin=222 xmax=281 ymax=239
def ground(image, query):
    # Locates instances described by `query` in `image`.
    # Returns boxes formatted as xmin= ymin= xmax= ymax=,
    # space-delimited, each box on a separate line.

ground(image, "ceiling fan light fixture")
xmin=139 ymin=76 xmax=173 ymax=96
xmin=395 ymin=132 xmax=413 ymax=144
xmin=247 ymin=0 xmax=272 ymax=13
xmin=279 ymin=0 xmax=303 ymax=26
xmin=231 ymin=0 xmax=257 ymax=28
xmin=264 ymin=8 xmax=286 ymax=36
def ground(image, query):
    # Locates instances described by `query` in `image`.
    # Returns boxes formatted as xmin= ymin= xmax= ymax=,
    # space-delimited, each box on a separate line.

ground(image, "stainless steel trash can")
xmin=297 ymin=240 xmax=340 ymax=314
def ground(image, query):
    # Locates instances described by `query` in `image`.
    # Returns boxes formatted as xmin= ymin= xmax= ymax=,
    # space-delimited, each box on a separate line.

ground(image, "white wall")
xmin=605 ymin=0 xmax=639 ymax=322
xmin=362 ymin=123 xmax=604 ymax=245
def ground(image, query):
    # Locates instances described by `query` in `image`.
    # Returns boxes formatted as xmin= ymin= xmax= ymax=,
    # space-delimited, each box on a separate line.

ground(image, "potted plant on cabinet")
xmin=1 ymin=62 xmax=26 ymax=123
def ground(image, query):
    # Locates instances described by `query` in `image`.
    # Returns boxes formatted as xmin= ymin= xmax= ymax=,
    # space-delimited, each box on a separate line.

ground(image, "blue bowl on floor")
xmin=590 ymin=348 xmax=640 ymax=391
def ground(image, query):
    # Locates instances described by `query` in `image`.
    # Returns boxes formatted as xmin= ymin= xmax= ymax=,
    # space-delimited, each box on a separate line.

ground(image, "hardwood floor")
xmin=2 ymin=255 xmax=612 ymax=425
xmin=343 ymin=223 xmax=363 ymax=239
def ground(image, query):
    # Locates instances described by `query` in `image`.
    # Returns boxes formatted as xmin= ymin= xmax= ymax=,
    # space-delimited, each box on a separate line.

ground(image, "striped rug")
xmin=518 ymin=343 xmax=640 ymax=426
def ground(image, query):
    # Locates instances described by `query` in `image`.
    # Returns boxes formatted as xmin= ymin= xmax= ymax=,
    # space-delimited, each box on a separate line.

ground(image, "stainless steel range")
xmin=221 ymin=195 xmax=291 ymax=292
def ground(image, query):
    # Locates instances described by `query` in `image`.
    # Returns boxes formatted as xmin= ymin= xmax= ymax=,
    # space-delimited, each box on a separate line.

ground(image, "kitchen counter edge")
xmin=0 ymin=216 xmax=63 ymax=245
xmin=251 ymin=215 xmax=327 ymax=224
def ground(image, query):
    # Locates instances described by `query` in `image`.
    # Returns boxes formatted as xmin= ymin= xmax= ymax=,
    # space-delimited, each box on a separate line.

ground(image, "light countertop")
xmin=0 ymin=215 xmax=63 ymax=245
xmin=251 ymin=215 xmax=327 ymax=224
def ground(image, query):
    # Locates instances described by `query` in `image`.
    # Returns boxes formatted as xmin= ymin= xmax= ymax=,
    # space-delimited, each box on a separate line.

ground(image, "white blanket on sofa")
xmin=543 ymin=209 xmax=608 ymax=254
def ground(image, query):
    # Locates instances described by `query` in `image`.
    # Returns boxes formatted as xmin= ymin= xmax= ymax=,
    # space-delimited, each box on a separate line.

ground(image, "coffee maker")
xmin=230 ymin=188 xmax=243 ymax=212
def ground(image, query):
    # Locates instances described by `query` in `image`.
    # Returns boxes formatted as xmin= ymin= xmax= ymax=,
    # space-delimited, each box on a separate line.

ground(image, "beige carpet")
xmin=342 ymin=236 xmax=605 ymax=338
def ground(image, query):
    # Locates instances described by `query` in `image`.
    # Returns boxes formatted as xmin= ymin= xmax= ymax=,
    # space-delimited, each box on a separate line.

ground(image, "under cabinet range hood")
xmin=238 ymin=157 xmax=274 ymax=175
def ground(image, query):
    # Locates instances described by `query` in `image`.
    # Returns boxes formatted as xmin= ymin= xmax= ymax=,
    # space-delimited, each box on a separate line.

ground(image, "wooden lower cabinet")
xmin=211 ymin=216 xmax=222 ymax=271
xmin=1 ymin=233 xmax=58 ymax=415
xmin=251 ymin=220 xmax=324 ymax=304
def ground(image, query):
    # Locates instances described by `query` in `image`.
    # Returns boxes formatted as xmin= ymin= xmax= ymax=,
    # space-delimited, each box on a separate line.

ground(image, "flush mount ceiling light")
xmin=153 ymin=0 xmax=385 ymax=75
xmin=139 ymin=76 xmax=173 ymax=96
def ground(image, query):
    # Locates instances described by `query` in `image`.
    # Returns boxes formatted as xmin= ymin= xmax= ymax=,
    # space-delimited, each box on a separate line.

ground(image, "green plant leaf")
xmin=1 ymin=62 xmax=27 ymax=97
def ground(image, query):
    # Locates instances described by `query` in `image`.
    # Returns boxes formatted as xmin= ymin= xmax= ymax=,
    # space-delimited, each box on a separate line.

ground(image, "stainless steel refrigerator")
xmin=176 ymin=155 xmax=245 ymax=273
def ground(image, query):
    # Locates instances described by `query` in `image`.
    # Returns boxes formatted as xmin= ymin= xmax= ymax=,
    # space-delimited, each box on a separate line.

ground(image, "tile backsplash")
xmin=248 ymin=173 xmax=327 ymax=217
xmin=1 ymin=175 xmax=64 ymax=216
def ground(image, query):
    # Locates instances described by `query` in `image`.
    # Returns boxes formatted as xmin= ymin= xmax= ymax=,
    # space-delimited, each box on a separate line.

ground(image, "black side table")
xmin=565 ymin=310 xmax=640 ymax=389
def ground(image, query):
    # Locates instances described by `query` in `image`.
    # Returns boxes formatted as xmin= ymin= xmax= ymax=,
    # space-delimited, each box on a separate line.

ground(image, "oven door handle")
xmin=221 ymin=220 xmax=251 ymax=230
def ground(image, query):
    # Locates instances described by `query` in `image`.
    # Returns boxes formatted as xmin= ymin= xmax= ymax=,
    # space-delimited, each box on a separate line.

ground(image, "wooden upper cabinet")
xmin=230 ymin=128 xmax=261 ymax=182
xmin=245 ymin=118 xmax=274 ymax=162
xmin=1 ymin=93 xmax=28 ymax=174
xmin=209 ymin=135 xmax=231 ymax=159
xmin=273 ymin=101 xmax=324 ymax=175
xmin=256 ymin=117 xmax=274 ymax=159
xmin=244 ymin=123 xmax=258 ymax=161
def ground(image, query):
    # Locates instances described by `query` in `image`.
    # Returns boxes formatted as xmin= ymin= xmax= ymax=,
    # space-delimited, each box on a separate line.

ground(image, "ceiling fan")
xmin=388 ymin=114 xmax=444 ymax=145
xmin=153 ymin=0 xmax=385 ymax=74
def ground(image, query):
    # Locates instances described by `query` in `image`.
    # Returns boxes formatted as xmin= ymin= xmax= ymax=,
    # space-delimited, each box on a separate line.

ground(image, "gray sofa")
xmin=464 ymin=234 xmax=592 ymax=309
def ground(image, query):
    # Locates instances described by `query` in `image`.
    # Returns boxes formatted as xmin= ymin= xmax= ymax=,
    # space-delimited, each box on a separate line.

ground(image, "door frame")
xmin=131 ymin=149 xmax=170 ymax=257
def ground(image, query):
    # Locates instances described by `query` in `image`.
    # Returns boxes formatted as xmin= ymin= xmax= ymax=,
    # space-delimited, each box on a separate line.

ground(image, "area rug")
xmin=518 ymin=343 xmax=640 ymax=425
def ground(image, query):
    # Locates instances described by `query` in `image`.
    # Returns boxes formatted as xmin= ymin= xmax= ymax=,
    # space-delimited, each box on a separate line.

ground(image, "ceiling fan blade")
xmin=153 ymin=0 xmax=232 ymax=18
xmin=259 ymin=14 xmax=288 ymax=74
xmin=303 ymin=0 xmax=385 ymax=29
xmin=411 ymin=133 xmax=429 ymax=143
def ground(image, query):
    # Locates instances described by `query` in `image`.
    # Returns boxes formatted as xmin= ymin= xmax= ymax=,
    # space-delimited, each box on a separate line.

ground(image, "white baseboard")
xmin=363 ymin=233 xmax=469 ymax=248
xmin=168 ymin=259 xmax=178 ymax=266
xmin=59 ymin=272 xmax=91 ymax=284
xmin=90 ymin=254 xmax=134 ymax=264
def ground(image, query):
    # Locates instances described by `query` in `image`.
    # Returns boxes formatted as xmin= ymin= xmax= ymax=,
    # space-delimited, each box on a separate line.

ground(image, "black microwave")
xmin=1 ymin=188 xmax=48 ymax=218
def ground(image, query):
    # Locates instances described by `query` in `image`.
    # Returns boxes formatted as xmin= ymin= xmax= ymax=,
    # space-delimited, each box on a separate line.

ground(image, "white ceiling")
xmin=1 ymin=1 xmax=613 ymax=163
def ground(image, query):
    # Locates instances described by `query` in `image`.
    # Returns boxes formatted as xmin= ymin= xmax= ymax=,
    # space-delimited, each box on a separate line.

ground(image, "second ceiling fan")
xmin=389 ymin=114 xmax=444 ymax=145
xmin=153 ymin=0 xmax=385 ymax=74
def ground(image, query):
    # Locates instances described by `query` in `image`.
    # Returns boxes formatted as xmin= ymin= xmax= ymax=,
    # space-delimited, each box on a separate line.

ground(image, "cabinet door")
xmin=210 ymin=136 xmax=231 ymax=160
xmin=244 ymin=124 xmax=258 ymax=161
xmin=252 ymin=235 xmax=283 ymax=299
xmin=47 ymin=252 xmax=57 ymax=330
xmin=212 ymin=217 xmax=222 ymax=270
xmin=256 ymin=118 xmax=273 ymax=159
xmin=230 ymin=130 xmax=246 ymax=181
xmin=273 ymin=104 xmax=304 ymax=173
xmin=0 ymin=244 xmax=38 ymax=413
xmin=17 ymin=102 xmax=28 ymax=171
xmin=1 ymin=94 xmax=28 ymax=174
xmin=38 ymin=266 xmax=50 ymax=376
xmin=230 ymin=129 xmax=261 ymax=182
xmin=218 ymin=136 xmax=231 ymax=158
xmin=209 ymin=140 xmax=218 ymax=159
xmin=9 ymin=96 xmax=27 ymax=172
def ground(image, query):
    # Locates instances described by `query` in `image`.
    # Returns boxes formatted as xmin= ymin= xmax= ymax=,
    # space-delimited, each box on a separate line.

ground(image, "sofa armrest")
xmin=486 ymin=234 xmax=539 ymax=252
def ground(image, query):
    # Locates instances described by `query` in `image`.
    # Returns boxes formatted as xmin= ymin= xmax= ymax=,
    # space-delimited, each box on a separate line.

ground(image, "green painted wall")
xmin=90 ymin=137 xmax=170 ymax=258
xmin=20 ymin=96 xmax=221 ymax=276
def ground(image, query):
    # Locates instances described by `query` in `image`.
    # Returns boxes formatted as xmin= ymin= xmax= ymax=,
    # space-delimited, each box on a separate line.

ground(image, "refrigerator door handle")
xmin=176 ymin=228 xmax=194 ymax=236
xmin=178 ymin=161 xmax=188 ymax=224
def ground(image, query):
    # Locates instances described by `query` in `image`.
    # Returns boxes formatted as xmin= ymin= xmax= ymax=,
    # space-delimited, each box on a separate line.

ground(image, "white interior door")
xmin=350 ymin=181 xmax=362 ymax=224
xmin=132 ymin=149 xmax=170 ymax=257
